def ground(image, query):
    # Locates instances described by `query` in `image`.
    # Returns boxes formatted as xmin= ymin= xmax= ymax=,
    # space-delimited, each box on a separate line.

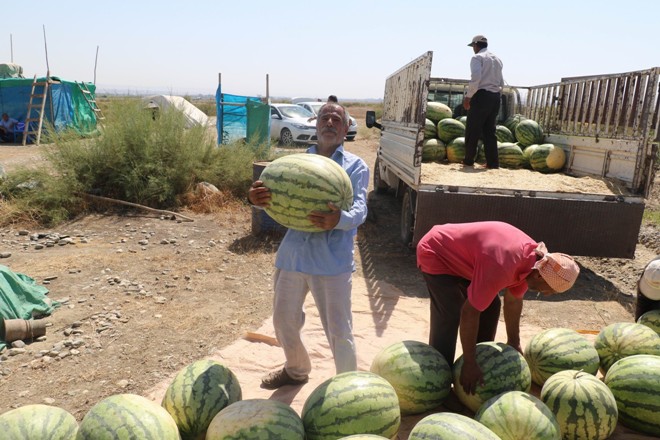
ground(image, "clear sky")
xmin=3 ymin=1 xmax=658 ymax=100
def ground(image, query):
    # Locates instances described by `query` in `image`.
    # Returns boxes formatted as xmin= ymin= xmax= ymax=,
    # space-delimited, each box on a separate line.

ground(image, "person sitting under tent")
xmin=0 ymin=113 xmax=19 ymax=142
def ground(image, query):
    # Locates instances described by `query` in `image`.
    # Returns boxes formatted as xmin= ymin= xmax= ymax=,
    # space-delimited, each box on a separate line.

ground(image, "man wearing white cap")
xmin=635 ymin=256 xmax=660 ymax=320
xmin=416 ymin=221 xmax=580 ymax=395
xmin=463 ymin=35 xmax=504 ymax=169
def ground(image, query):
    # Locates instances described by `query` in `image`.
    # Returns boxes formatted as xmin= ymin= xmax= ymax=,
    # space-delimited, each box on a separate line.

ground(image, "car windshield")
xmin=306 ymin=103 xmax=323 ymax=115
xmin=279 ymin=105 xmax=313 ymax=119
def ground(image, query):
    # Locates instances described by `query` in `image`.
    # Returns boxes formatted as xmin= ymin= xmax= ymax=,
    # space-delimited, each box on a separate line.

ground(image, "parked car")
xmin=269 ymin=104 xmax=317 ymax=146
xmin=296 ymin=101 xmax=358 ymax=141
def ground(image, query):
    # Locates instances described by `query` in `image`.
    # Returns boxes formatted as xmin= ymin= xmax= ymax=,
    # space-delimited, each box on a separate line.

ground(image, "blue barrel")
xmin=251 ymin=161 xmax=288 ymax=236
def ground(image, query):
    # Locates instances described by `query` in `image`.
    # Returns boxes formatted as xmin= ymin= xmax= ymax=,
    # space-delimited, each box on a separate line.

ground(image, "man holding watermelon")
xmin=462 ymin=35 xmax=504 ymax=169
xmin=248 ymin=103 xmax=369 ymax=389
xmin=416 ymin=221 xmax=580 ymax=395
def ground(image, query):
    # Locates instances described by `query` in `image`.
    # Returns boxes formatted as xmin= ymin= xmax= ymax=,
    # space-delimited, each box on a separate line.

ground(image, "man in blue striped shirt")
xmin=248 ymin=103 xmax=369 ymax=389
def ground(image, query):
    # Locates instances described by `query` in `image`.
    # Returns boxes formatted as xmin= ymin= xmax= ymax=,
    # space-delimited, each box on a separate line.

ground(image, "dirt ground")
xmin=0 ymin=107 xmax=659 ymax=423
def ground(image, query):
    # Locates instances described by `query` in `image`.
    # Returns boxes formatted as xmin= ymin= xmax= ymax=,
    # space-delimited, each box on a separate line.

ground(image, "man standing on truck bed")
xmin=463 ymin=35 xmax=504 ymax=169
xmin=416 ymin=221 xmax=580 ymax=395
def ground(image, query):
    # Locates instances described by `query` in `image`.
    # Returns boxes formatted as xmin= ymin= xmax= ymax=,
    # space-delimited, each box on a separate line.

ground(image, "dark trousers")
xmin=422 ymin=272 xmax=501 ymax=365
xmin=635 ymin=290 xmax=660 ymax=321
xmin=464 ymin=89 xmax=501 ymax=167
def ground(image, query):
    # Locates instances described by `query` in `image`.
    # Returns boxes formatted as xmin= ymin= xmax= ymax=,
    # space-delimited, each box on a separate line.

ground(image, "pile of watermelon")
xmin=1 ymin=315 xmax=659 ymax=439
xmin=422 ymin=102 xmax=567 ymax=173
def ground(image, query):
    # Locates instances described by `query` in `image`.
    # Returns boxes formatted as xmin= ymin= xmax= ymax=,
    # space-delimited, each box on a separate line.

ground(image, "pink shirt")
xmin=417 ymin=222 xmax=539 ymax=311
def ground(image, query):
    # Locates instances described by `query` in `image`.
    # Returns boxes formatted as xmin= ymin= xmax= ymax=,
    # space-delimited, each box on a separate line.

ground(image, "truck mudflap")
xmin=413 ymin=188 xmax=644 ymax=258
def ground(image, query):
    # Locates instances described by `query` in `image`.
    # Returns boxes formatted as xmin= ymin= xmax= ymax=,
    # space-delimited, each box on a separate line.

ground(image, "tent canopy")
xmin=143 ymin=95 xmax=209 ymax=128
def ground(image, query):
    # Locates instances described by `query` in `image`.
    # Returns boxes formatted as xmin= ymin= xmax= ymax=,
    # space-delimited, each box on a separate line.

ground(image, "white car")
xmin=269 ymin=104 xmax=317 ymax=146
xmin=296 ymin=101 xmax=358 ymax=141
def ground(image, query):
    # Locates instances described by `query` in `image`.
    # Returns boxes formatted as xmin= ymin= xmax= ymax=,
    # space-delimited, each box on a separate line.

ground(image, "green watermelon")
xmin=542 ymin=370 xmax=618 ymax=440
xmin=409 ymin=412 xmax=500 ymax=440
xmin=426 ymin=101 xmax=453 ymax=123
xmin=503 ymin=114 xmax=526 ymax=135
xmin=339 ymin=436 xmax=390 ymax=440
xmin=495 ymin=125 xmax=515 ymax=143
xmin=206 ymin=399 xmax=304 ymax=439
xmin=370 ymin=340 xmax=452 ymax=415
xmin=301 ymin=371 xmax=400 ymax=440
xmin=605 ymin=354 xmax=660 ymax=436
xmin=515 ymin=119 xmax=544 ymax=147
xmin=638 ymin=309 xmax=660 ymax=335
xmin=457 ymin=115 xmax=468 ymax=125
xmin=521 ymin=144 xmax=538 ymax=169
xmin=524 ymin=328 xmax=600 ymax=386
xmin=0 ymin=404 xmax=78 ymax=439
xmin=259 ymin=153 xmax=354 ymax=232
xmin=437 ymin=118 xmax=466 ymax=143
xmin=446 ymin=137 xmax=466 ymax=163
xmin=475 ymin=391 xmax=561 ymax=440
xmin=497 ymin=142 xmax=524 ymax=168
xmin=530 ymin=143 xmax=566 ymax=173
xmin=77 ymin=393 xmax=180 ymax=440
xmin=594 ymin=322 xmax=660 ymax=374
xmin=422 ymin=138 xmax=446 ymax=162
xmin=161 ymin=359 xmax=242 ymax=440
xmin=476 ymin=141 xmax=486 ymax=163
xmin=452 ymin=341 xmax=532 ymax=413
xmin=424 ymin=118 xmax=437 ymax=139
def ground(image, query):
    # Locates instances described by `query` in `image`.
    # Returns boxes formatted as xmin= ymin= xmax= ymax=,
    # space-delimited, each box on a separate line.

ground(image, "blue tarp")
xmin=215 ymin=85 xmax=268 ymax=145
xmin=0 ymin=77 xmax=98 ymax=136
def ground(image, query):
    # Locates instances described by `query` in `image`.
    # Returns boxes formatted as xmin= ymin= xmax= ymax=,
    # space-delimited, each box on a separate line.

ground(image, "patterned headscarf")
xmin=533 ymin=242 xmax=580 ymax=293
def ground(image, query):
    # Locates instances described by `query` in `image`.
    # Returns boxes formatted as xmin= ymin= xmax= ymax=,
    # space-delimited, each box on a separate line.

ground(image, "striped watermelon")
xmin=495 ymin=125 xmax=515 ymax=143
xmin=637 ymin=309 xmax=660 ymax=335
xmin=541 ymin=370 xmax=618 ymax=440
xmin=604 ymin=354 xmax=660 ymax=436
xmin=422 ymin=138 xmax=446 ymax=162
xmin=339 ymin=436 xmax=390 ymax=440
xmin=408 ymin=412 xmax=500 ymax=440
xmin=457 ymin=115 xmax=468 ymax=125
xmin=424 ymin=118 xmax=437 ymax=139
xmin=161 ymin=359 xmax=242 ymax=439
xmin=503 ymin=114 xmax=525 ymax=135
xmin=524 ymin=328 xmax=600 ymax=386
xmin=530 ymin=143 xmax=566 ymax=173
xmin=426 ymin=101 xmax=453 ymax=123
xmin=497 ymin=143 xmax=524 ymax=168
xmin=370 ymin=340 xmax=452 ymax=415
xmin=476 ymin=141 xmax=486 ymax=163
xmin=0 ymin=404 xmax=78 ymax=439
xmin=437 ymin=118 xmax=466 ymax=143
xmin=521 ymin=144 xmax=538 ymax=169
xmin=77 ymin=393 xmax=180 ymax=439
xmin=515 ymin=119 xmax=544 ymax=147
xmin=452 ymin=341 xmax=532 ymax=413
xmin=259 ymin=153 xmax=354 ymax=232
xmin=446 ymin=137 xmax=466 ymax=163
xmin=475 ymin=391 xmax=561 ymax=440
xmin=301 ymin=371 xmax=400 ymax=440
xmin=206 ymin=399 xmax=304 ymax=439
xmin=594 ymin=322 xmax=660 ymax=375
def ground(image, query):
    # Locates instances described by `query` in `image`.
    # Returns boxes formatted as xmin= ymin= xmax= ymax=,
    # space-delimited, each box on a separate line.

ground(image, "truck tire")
xmin=373 ymin=157 xmax=389 ymax=194
xmin=401 ymin=187 xmax=416 ymax=246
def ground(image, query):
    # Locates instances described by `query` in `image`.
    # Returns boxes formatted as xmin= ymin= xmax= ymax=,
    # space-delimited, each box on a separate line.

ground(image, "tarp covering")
xmin=0 ymin=77 xmax=98 ymax=136
xmin=143 ymin=95 xmax=209 ymax=129
xmin=216 ymin=85 xmax=268 ymax=144
xmin=0 ymin=265 xmax=58 ymax=351
xmin=0 ymin=63 xmax=25 ymax=79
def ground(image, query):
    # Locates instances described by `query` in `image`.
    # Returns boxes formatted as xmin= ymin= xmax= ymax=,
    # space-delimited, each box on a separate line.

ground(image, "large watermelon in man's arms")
xmin=426 ymin=102 xmax=453 ymax=123
xmin=0 ymin=404 xmax=79 ymax=439
xmin=541 ymin=370 xmax=618 ymax=440
xmin=259 ymin=153 xmax=354 ymax=232
xmin=452 ymin=341 xmax=532 ymax=413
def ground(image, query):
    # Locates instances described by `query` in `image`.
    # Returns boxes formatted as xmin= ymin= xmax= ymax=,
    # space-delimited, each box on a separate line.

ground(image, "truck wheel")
xmin=401 ymin=188 xmax=416 ymax=246
xmin=373 ymin=157 xmax=389 ymax=194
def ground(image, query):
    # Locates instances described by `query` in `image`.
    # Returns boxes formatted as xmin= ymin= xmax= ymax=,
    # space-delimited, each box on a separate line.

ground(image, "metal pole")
xmin=10 ymin=34 xmax=13 ymax=63
xmin=266 ymin=74 xmax=270 ymax=104
xmin=43 ymin=25 xmax=50 ymax=73
xmin=93 ymin=45 xmax=100 ymax=85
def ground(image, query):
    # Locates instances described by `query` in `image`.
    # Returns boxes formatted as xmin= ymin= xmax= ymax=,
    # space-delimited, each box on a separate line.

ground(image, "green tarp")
xmin=0 ymin=265 xmax=58 ymax=351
